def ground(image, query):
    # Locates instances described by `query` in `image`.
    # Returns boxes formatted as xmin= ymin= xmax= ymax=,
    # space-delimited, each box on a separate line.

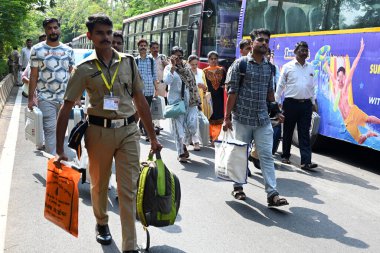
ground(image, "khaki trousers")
xmin=85 ymin=122 xmax=140 ymax=251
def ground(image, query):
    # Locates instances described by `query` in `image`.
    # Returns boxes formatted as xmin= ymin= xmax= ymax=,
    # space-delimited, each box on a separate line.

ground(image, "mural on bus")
xmin=271 ymin=32 xmax=380 ymax=151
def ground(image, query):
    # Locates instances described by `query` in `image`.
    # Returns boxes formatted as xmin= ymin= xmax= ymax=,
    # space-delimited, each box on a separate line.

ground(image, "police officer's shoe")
xmin=96 ymin=224 xmax=112 ymax=245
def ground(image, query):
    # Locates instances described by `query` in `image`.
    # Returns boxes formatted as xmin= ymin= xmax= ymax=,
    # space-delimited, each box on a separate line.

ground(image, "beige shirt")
xmin=152 ymin=54 xmax=168 ymax=97
xmin=275 ymin=59 xmax=316 ymax=104
xmin=65 ymin=49 xmax=144 ymax=119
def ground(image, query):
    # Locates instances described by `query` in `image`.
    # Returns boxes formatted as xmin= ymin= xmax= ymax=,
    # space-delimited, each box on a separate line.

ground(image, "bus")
xmin=122 ymin=0 xmax=242 ymax=68
xmin=72 ymin=34 xmax=93 ymax=49
xmin=238 ymin=0 xmax=380 ymax=151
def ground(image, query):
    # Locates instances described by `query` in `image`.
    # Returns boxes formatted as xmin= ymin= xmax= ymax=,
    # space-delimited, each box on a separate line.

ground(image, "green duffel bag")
xmin=136 ymin=151 xmax=181 ymax=227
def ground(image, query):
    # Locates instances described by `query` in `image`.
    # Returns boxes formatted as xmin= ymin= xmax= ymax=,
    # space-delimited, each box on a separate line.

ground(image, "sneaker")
xmin=194 ymin=142 xmax=200 ymax=151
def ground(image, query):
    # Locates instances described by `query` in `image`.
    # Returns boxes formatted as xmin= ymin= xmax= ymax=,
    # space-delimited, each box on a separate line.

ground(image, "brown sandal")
xmin=267 ymin=194 xmax=289 ymax=207
xmin=281 ymin=158 xmax=291 ymax=164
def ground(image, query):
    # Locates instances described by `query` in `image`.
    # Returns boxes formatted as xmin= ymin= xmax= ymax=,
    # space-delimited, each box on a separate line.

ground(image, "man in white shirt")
xmin=275 ymin=41 xmax=317 ymax=170
xmin=20 ymin=39 xmax=33 ymax=71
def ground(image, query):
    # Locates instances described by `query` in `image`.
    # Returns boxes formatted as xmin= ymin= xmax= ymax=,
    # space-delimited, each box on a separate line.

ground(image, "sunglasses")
xmin=256 ymin=37 xmax=270 ymax=43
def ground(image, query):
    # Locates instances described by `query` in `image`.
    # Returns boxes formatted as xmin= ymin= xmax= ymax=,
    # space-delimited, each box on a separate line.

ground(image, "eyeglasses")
xmin=256 ymin=37 xmax=270 ymax=43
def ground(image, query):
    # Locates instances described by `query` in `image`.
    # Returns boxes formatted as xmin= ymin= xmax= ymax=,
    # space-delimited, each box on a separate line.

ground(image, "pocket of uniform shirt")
xmin=118 ymin=75 xmax=133 ymax=98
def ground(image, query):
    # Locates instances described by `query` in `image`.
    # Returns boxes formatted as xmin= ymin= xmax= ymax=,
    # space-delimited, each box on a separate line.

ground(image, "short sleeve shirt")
xmin=64 ymin=50 xmax=144 ymax=119
xmin=30 ymin=42 xmax=74 ymax=103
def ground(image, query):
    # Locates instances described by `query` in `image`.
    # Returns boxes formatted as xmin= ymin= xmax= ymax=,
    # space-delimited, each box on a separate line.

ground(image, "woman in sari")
xmin=164 ymin=47 xmax=201 ymax=162
xmin=203 ymin=51 xmax=226 ymax=145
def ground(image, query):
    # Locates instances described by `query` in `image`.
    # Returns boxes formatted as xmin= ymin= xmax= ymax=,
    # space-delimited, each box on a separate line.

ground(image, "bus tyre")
xmin=292 ymin=112 xmax=321 ymax=150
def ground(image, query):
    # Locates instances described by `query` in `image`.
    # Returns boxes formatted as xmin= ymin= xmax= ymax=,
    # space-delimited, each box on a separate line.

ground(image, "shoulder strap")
xmin=181 ymin=80 xmax=185 ymax=100
xmin=238 ymin=56 xmax=248 ymax=87
xmin=149 ymin=57 xmax=154 ymax=76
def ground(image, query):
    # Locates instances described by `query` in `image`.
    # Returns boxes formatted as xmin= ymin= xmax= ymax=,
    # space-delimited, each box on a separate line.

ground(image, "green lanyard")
xmin=94 ymin=53 xmax=121 ymax=91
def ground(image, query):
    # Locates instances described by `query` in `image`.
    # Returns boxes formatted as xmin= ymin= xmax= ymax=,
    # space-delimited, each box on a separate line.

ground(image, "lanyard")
xmin=94 ymin=53 xmax=121 ymax=91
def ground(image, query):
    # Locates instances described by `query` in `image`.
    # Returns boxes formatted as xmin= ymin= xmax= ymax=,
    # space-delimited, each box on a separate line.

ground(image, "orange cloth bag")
xmin=44 ymin=158 xmax=81 ymax=237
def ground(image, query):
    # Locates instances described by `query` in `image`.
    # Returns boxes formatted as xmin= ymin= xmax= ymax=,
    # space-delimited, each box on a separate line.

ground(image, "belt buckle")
xmin=110 ymin=119 xmax=125 ymax=128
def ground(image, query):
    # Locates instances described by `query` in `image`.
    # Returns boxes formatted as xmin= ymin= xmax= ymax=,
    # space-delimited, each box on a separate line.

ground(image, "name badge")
xmin=103 ymin=95 xmax=120 ymax=111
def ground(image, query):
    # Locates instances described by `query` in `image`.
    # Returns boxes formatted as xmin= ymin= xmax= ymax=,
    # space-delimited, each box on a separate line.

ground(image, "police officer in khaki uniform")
xmin=55 ymin=14 xmax=162 ymax=253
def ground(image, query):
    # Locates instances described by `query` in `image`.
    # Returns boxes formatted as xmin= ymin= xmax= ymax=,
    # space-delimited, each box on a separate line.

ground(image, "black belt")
xmin=285 ymin=97 xmax=311 ymax=103
xmin=88 ymin=115 xmax=135 ymax=128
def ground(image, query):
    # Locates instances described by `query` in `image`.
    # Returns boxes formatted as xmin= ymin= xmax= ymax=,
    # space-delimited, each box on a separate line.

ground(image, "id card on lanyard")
xmin=95 ymin=54 xmax=122 ymax=111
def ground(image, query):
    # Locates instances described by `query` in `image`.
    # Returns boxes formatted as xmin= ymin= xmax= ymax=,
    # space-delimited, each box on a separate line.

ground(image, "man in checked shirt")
xmin=224 ymin=28 xmax=288 ymax=207
xmin=135 ymin=38 xmax=159 ymax=141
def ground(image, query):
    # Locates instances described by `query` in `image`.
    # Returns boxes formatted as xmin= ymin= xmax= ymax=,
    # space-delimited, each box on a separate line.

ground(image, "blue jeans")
xmin=232 ymin=120 xmax=278 ymax=198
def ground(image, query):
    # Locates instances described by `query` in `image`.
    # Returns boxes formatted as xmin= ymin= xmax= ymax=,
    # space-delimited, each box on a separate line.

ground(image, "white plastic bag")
xmin=150 ymin=96 xmax=165 ymax=120
xmin=214 ymin=131 xmax=248 ymax=184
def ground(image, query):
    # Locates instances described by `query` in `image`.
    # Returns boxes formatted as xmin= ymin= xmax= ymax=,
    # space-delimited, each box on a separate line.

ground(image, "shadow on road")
xmin=145 ymin=245 xmax=187 ymax=253
xmin=226 ymin=199 xmax=369 ymax=249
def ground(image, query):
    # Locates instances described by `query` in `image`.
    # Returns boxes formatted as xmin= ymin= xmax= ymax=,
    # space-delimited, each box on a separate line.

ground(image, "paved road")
xmin=1 ymin=87 xmax=380 ymax=253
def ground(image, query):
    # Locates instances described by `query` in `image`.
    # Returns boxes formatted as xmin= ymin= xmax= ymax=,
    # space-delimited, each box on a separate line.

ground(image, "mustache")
xmin=139 ymin=48 xmax=147 ymax=51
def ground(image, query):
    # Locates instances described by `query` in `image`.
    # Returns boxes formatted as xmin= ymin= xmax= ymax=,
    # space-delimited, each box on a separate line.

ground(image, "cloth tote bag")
xmin=214 ymin=131 xmax=248 ymax=184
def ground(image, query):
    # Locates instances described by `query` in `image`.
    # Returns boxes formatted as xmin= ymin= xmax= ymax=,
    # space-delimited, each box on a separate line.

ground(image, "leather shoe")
xmin=301 ymin=163 xmax=318 ymax=170
xmin=96 ymin=224 xmax=112 ymax=245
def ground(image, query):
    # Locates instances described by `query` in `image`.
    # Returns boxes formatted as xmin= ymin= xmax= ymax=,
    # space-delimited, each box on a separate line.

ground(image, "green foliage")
xmin=125 ymin=0 xmax=183 ymax=17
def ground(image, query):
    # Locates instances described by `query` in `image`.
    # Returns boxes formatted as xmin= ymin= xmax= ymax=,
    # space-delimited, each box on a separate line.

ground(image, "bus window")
xmin=144 ymin=18 xmax=152 ymax=32
xmin=179 ymin=31 xmax=188 ymax=56
xmin=136 ymin=20 xmax=143 ymax=33
xmin=162 ymin=32 xmax=170 ymax=56
xmin=263 ymin=4 xmax=285 ymax=34
xmin=174 ymin=31 xmax=180 ymax=48
xmin=153 ymin=16 xmax=163 ymax=30
xmin=176 ymin=10 xmax=183 ymax=27
xmin=201 ymin=0 xmax=241 ymax=59
xmin=128 ymin=36 xmax=135 ymax=54
xmin=243 ymin=0 xmax=269 ymax=35
xmin=169 ymin=12 xmax=175 ymax=27
xmin=129 ymin=22 xmax=135 ymax=34
xmin=163 ymin=14 xmax=169 ymax=29
xmin=151 ymin=33 xmax=160 ymax=45
xmin=282 ymin=0 xmax=324 ymax=33
xmin=328 ymin=0 xmax=380 ymax=30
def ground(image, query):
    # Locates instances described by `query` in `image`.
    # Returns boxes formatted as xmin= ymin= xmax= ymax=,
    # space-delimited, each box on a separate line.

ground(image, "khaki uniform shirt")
xmin=65 ymin=49 xmax=144 ymax=119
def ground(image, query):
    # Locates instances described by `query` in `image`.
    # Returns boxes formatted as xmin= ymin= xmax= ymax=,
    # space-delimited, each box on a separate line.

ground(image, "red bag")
xmin=44 ymin=158 xmax=81 ymax=237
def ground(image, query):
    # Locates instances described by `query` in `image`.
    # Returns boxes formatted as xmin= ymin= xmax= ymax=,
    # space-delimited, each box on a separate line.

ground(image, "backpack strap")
xmin=149 ymin=57 xmax=154 ymax=77
xmin=135 ymin=57 xmax=154 ymax=79
xmin=238 ymin=56 xmax=248 ymax=87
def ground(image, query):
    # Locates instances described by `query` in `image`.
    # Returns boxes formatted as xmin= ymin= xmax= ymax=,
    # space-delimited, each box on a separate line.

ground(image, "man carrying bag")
xmin=223 ymin=28 xmax=288 ymax=207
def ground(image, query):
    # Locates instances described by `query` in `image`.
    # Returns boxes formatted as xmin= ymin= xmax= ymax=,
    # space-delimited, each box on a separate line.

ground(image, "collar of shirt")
xmin=137 ymin=54 xmax=152 ymax=60
xmin=84 ymin=48 xmax=122 ymax=67
xmin=248 ymin=54 xmax=269 ymax=65
xmin=292 ymin=59 xmax=310 ymax=68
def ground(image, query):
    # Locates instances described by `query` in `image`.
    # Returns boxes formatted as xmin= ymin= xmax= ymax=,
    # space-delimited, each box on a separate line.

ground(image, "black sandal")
xmin=267 ymin=194 xmax=289 ymax=207
xmin=232 ymin=187 xmax=246 ymax=201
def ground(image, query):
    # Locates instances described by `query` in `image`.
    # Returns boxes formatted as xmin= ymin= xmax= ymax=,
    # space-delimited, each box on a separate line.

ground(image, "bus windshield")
xmin=242 ymin=0 xmax=380 ymax=36
xmin=201 ymin=0 xmax=241 ymax=59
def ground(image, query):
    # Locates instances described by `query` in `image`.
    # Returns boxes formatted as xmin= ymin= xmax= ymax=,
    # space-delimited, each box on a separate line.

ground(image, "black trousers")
xmin=281 ymin=98 xmax=313 ymax=164
xmin=139 ymin=95 xmax=153 ymax=133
